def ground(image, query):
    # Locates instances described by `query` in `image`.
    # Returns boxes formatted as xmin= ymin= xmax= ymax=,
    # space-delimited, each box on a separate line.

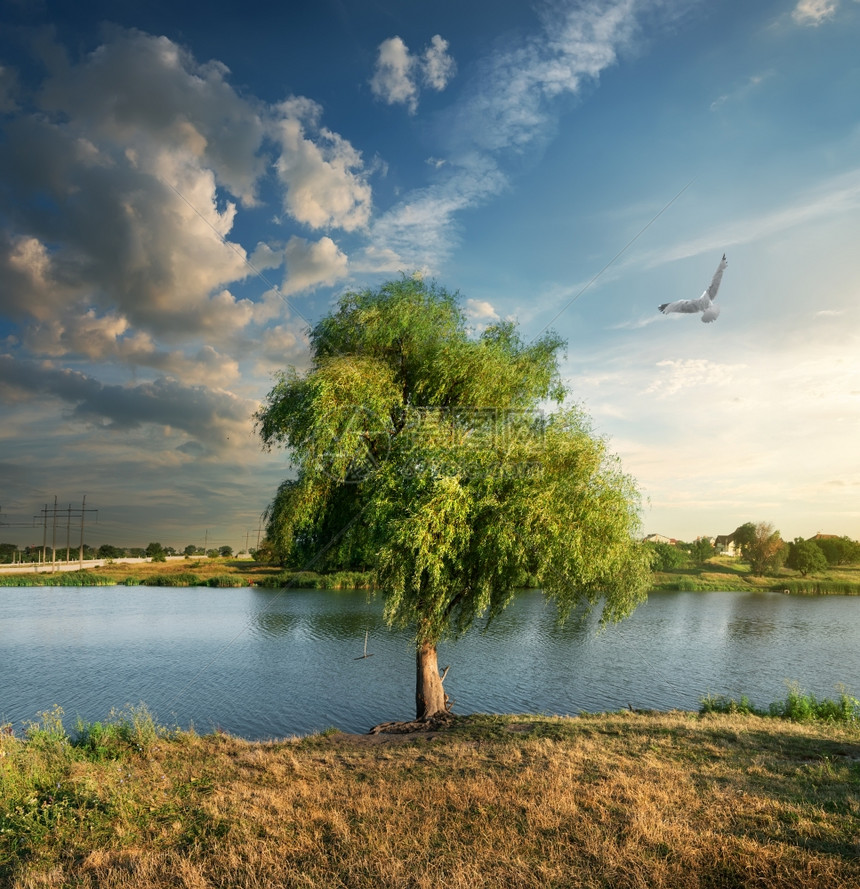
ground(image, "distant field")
xmin=2 ymin=555 xmax=860 ymax=593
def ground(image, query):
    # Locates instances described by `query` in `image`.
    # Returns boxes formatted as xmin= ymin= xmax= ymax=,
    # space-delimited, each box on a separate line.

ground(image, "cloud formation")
xmin=368 ymin=0 xmax=644 ymax=267
xmin=0 ymin=355 xmax=250 ymax=449
xmin=792 ymin=0 xmax=839 ymax=26
xmin=271 ymin=96 xmax=372 ymax=231
xmin=282 ymin=236 xmax=349 ymax=296
xmin=370 ymin=34 xmax=456 ymax=114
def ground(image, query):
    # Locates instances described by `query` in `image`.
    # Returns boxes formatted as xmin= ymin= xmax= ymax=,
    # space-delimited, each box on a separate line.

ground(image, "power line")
xmin=530 ymin=177 xmax=697 ymax=342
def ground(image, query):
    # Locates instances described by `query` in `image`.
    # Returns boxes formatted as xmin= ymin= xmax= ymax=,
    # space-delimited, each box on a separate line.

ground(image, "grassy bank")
xmin=650 ymin=557 xmax=860 ymax=594
xmin=2 ymin=705 xmax=859 ymax=888
xmin=0 ymin=559 xmax=374 ymax=589
xmin=4 ymin=555 xmax=860 ymax=595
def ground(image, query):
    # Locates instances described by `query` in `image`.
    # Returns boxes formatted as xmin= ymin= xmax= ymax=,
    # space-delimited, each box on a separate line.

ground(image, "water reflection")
xmin=2 ymin=586 xmax=858 ymax=739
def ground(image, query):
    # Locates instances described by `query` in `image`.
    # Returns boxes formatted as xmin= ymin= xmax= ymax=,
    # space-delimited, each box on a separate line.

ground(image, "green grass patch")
xmin=0 ymin=570 xmax=116 ymax=587
xmin=773 ymin=580 xmax=860 ymax=595
xmin=141 ymin=572 xmax=202 ymax=587
xmin=256 ymin=569 xmax=374 ymax=589
xmin=701 ymin=682 xmax=860 ymax=723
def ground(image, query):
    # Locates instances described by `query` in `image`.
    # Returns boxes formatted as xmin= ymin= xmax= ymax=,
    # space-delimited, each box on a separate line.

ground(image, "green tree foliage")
xmin=145 ymin=542 xmax=166 ymax=562
xmin=731 ymin=522 xmax=756 ymax=554
xmin=812 ymin=535 xmax=860 ymax=567
xmin=688 ymin=538 xmax=715 ymax=565
xmin=0 ymin=542 xmax=17 ymax=563
xmin=785 ymin=538 xmax=828 ymax=577
xmin=734 ymin=521 xmax=785 ymax=576
xmin=219 ymin=545 xmax=233 ymax=558
xmin=644 ymin=541 xmax=688 ymax=571
xmin=257 ymin=277 xmax=651 ymax=720
xmin=97 ymin=544 xmax=126 ymax=559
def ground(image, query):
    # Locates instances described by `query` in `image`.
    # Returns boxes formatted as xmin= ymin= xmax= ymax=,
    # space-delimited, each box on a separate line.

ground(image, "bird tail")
xmin=658 ymin=303 xmax=669 ymax=313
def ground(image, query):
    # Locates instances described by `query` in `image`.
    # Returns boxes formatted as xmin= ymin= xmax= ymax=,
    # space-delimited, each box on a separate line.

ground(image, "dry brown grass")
xmin=4 ymin=711 xmax=859 ymax=888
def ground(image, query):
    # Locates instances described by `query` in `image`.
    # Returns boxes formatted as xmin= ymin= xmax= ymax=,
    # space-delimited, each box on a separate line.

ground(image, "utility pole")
xmin=79 ymin=494 xmax=86 ymax=569
xmin=78 ymin=495 xmax=96 ymax=569
xmin=41 ymin=503 xmax=48 ymax=564
xmin=65 ymin=503 xmax=72 ymax=562
xmin=51 ymin=495 xmax=58 ymax=571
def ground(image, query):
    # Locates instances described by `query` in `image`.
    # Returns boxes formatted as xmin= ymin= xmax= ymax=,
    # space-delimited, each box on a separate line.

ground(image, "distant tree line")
xmin=643 ymin=524 xmax=860 ymax=577
xmin=0 ymin=542 xmax=235 ymax=564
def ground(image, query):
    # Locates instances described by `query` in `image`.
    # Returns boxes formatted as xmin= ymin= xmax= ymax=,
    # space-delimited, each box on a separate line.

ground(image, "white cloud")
xmin=422 ymin=35 xmax=457 ymax=91
xmin=39 ymin=28 xmax=266 ymax=205
xmin=369 ymin=1 xmax=641 ymax=266
xmin=370 ymin=37 xmax=418 ymax=112
xmin=370 ymin=34 xmax=456 ymax=114
xmin=792 ymin=0 xmax=839 ymax=26
xmin=645 ymin=167 xmax=860 ymax=268
xmin=282 ymin=236 xmax=349 ymax=296
xmin=644 ymin=358 xmax=747 ymax=398
xmin=465 ymin=298 xmax=500 ymax=322
xmin=271 ymin=97 xmax=372 ymax=231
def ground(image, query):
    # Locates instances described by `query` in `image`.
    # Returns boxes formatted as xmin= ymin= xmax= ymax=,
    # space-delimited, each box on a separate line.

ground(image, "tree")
xmin=734 ymin=521 xmax=785 ymax=576
xmin=219 ymin=545 xmax=233 ymax=558
xmin=644 ymin=541 xmax=687 ymax=571
xmin=257 ymin=277 xmax=651 ymax=721
xmin=812 ymin=535 xmax=860 ymax=567
xmin=146 ymin=542 xmax=166 ymax=562
xmin=785 ymin=538 xmax=827 ymax=577
xmin=250 ymin=538 xmax=278 ymax=564
xmin=689 ymin=537 xmax=715 ymax=565
xmin=731 ymin=522 xmax=756 ymax=555
xmin=184 ymin=544 xmax=198 ymax=557
xmin=98 ymin=544 xmax=126 ymax=559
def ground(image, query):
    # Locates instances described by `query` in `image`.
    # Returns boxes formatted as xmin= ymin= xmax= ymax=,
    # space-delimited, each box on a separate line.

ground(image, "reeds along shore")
xmin=2 ymin=705 xmax=859 ymax=889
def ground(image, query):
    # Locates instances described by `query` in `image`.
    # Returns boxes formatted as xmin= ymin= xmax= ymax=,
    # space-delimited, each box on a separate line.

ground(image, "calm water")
xmin=2 ymin=586 xmax=858 ymax=739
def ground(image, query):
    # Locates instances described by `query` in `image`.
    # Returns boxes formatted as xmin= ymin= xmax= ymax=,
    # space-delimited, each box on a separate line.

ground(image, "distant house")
xmin=714 ymin=534 xmax=738 ymax=556
xmin=643 ymin=533 xmax=678 ymax=545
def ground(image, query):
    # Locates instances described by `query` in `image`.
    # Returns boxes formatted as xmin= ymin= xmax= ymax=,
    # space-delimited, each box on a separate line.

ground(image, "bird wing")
xmin=659 ymin=297 xmax=705 ymax=314
xmin=706 ymin=253 xmax=727 ymax=301
xmin=701 ymin=303 xmax=721 ymax=323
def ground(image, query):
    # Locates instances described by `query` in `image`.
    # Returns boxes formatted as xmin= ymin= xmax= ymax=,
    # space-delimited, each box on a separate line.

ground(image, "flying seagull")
xmin=659 ymin=253 xmax=727 ymax=323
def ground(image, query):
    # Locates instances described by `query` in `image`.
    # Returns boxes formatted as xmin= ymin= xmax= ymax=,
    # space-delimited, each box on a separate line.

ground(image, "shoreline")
xmin=2 ymin=561 xmax=860 ymax=595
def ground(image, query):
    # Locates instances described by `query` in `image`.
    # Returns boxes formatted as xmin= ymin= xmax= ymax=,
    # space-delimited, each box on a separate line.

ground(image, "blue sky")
xmin=1 ymin=0 xmax=858 ymax=552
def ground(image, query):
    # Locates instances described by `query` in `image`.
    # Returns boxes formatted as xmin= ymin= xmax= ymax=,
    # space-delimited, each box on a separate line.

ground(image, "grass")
xmin=650 ymin=557 xmax=860 ymax=594
xmin=4 ymin=555 xmax=860 ymax=595
xmin=701 ymin=683 xmax=860 ymax=723
xmin=0 ymin=560 xmax=375 ymax=590
xmin=2 ymin=706 xmax=859 ymax=888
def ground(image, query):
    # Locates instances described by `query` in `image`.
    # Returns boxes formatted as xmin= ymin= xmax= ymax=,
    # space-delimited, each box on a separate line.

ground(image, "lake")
xmin=1 ymin=586 xmax=858 ymax=739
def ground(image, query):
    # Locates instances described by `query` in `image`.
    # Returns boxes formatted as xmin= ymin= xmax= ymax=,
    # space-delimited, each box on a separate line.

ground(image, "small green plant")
xmin=700 ymin=694 xmax=762 ymax=716
xmin=701 ymin=682 xmax=860 ymax=723
xmin=206 ymin=574 xmax=246 ymax=588
xmin=24 ymin=705 xmax=70 ymax=748
xmin=73 ymin=703 xmax=168 ymax=760
xmin=767 ymin=682 xmax=860 ymax=723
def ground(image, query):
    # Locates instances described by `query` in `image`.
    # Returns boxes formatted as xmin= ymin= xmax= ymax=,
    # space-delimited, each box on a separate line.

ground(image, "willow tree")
xmin=257 ymin=277 xmax=651 ymax=721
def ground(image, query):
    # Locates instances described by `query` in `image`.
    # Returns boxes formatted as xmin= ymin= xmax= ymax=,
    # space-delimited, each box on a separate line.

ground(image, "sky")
xmin=1 ymin=0 xmax=858 ymax=553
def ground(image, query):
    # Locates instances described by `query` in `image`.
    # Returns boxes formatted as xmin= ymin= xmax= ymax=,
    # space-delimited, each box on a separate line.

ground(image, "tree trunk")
xmin=415 ymin=641 xmax=449 ymax=720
